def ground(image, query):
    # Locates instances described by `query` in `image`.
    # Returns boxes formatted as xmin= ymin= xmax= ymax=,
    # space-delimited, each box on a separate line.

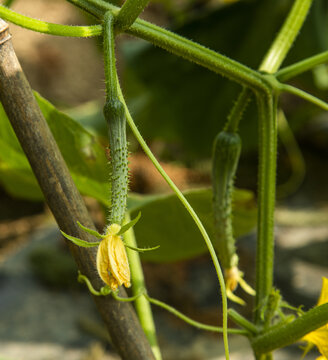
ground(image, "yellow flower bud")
xmin=96 ymin=224 xmax=131 ymax=290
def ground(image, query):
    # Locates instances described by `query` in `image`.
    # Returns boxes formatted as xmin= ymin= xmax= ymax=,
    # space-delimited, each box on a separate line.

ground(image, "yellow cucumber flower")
xmin=302 ymin=277 xmax=328 ymax=360
xmin=96 ymin=223 xmax=131 ymax=290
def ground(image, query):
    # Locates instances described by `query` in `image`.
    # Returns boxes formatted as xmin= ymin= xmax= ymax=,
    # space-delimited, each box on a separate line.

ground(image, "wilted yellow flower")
xmin=224 ymin=264 xmax=255 ymax=306
xmin=96 ymin=223 xmax=131 ymax=290
xmin=302 ymin=277 xmax=328 ymax=360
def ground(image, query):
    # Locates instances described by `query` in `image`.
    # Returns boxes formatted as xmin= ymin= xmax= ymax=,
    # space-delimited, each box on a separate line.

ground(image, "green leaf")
xmin=0 ymin=93 xmax=110 ymax=205
xmin=0 ymin=140 xmax=43 ymax=200
xmin=128 ymin=187 xmax=257 ymax=263
xmin=60 ymin=230 xmax=101 ymax=248
xmin=117 ymin=211 xmax=141 ymax=235
xmin=77 ymin=221 xmax=105 ymax=239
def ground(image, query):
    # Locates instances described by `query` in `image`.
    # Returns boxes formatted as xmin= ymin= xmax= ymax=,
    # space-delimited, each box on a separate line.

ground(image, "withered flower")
xmin=96 ymin=224 xmax=131 ymax=290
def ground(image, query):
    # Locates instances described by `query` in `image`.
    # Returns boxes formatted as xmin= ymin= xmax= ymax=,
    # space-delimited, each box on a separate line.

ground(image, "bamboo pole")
xmin=0 ymin=18 xmax=155 ymax=360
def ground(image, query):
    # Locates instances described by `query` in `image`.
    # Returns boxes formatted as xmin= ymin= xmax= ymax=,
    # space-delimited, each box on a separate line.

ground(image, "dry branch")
xmin=0 ymin=18 xmax=155 ymax=360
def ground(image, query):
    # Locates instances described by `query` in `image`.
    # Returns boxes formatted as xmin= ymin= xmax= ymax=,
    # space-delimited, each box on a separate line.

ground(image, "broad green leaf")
xmin=0 ymin=138 xmax=43 ymax=199
xmin=128 ymin=187 xmax=257 ymax=263
xmin=0 ymin=93 xmax=110 ymax=205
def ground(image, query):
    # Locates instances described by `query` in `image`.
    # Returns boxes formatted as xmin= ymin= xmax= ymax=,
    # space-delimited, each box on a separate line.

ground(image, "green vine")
xmin=116 ymin=80 xmax=231 ymax=360
xmin=115 ymin=0 xmax=150 ymax=31
xmin=0 ymin=5 xmax=102 ymax=37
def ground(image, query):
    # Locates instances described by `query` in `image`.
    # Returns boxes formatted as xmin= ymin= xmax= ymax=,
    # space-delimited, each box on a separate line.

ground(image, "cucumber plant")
xmin=0 ymin=1 xmax=328 ymax=360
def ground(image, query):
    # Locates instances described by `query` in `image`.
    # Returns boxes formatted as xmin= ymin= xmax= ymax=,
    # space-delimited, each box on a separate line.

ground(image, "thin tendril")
xmin=115 ymin=80 xmax=230 ymax=359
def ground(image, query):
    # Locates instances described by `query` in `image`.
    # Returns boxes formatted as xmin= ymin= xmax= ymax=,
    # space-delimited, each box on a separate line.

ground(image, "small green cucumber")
xmin=104 ymin=98 xmax=129 ymax=225
xmin=212 ymin=130 xmax=241 ymax=270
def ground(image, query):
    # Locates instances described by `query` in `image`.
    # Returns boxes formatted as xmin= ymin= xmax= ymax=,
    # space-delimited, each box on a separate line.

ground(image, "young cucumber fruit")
xmin=212 ymin=130 xmax=241 ymax=271
xmin=212 ymin=130 xmax=255 ymax=304
xmin=104 ymin=98 xmax=129 ymax=226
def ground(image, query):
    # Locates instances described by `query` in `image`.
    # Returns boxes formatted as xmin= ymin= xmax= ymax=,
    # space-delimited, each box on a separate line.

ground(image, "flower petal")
xmin=96 ymin=238 xmax=111 ymax=286
xmin=108 ymin=233 xmax=131 ymax=288
xmin=318 ymin=277 xmax=328 ymax=307
xmin=303 ymin=323 xmax=328 ymax=358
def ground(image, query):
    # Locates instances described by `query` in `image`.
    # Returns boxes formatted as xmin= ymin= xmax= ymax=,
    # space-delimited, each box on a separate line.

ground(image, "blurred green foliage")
xmin=122 ymin=0 xmax=328 ymax=161
xmin=0 ymin=93 xmax=110 ymax=205
xmin=29 ymin=244 xmax=78 ymax=289
xmin=128 ymin=188 xmax=257 ymax=262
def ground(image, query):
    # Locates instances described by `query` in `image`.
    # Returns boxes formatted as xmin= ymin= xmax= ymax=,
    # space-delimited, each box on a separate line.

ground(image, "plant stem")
xmin=276 ymin=50 xmax=328 ymax=82
xmin=0 ymin=19 xmax=154 ymax=359
xmin=116 ymin=82 xmax=230 ymax=360
xmin=254 ymin=93 xmax=277 ymax=324
xmin=224 ymin=87 xmax=252 ymax=132
xmin=280 ymin=83 xmax=328 ymax=111
xmin=70 ymin=0 xmax=268 ymax=92
xmin=103 ymin=12 xmax=117 ymax=99
xmin=228 ymin=309 xmax=258 ymax=335
xmin=259 ymin=0 xmax=313 ymax=73
xmin=252 ymin=303 xmax=328 ymax=354
xmin=224 ymin=0 xmax=313 ymax=131
xmin=115 ymin=0 xmax=151 ymax=31
xmin=123 ymin=213 xmax=162 ymax=360
xmin=0 ymin=5 xmax=102 ymax=36
xmin=66 ymin=0 xmax=104 ymax=18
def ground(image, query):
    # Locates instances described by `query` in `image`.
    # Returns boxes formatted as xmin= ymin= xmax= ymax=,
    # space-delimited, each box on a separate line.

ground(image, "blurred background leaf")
xmin=127 ymin=187 xmax=257 ymax=262
xmin=120 ymin=0 xmax=328 ymax=161
xmin=0 ymin=93 xmax=110 ymax=205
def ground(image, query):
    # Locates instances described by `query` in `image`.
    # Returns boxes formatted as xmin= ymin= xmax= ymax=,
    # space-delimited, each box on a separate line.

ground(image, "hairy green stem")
xmin=103 ymin=12 xmax=117 ymax=99
xmin=259 ymin=0 xmax=313 ymax=72
xmin=69 ymin=0 xmax=268 ymax=92
xmin=66 ymin=0 xmax=104 ymax=18
xmin=252 ymin=303 xmax=328 ymax=354
xmin=281 ymin=83 xmax=328 ymax=110
xmin=115 ymin=0 xmax=151 ymax=31
xmin=0 ymin=5 xmax=102 ymax=36
xmin=225 ymin=87 xmax=252 ymax=133
xmin=228 ymin=309 xmax=258 ymax=335
xmin=225 ymin=0 xmax=313 ymax=132
xmin=254 ymin=93 xmax=277 ymax=324
xmin=116 ymin=82 xmax=230 ymax=359
xmin=276 ymin=50 xmax=328 ymax=82
xmin=123 ymin=213 xmax=162 ymax=360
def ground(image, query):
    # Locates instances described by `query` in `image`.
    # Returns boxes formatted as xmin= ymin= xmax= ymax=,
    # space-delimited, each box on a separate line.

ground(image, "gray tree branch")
xmin=0 ymin=18 xmax=155 ymax=360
